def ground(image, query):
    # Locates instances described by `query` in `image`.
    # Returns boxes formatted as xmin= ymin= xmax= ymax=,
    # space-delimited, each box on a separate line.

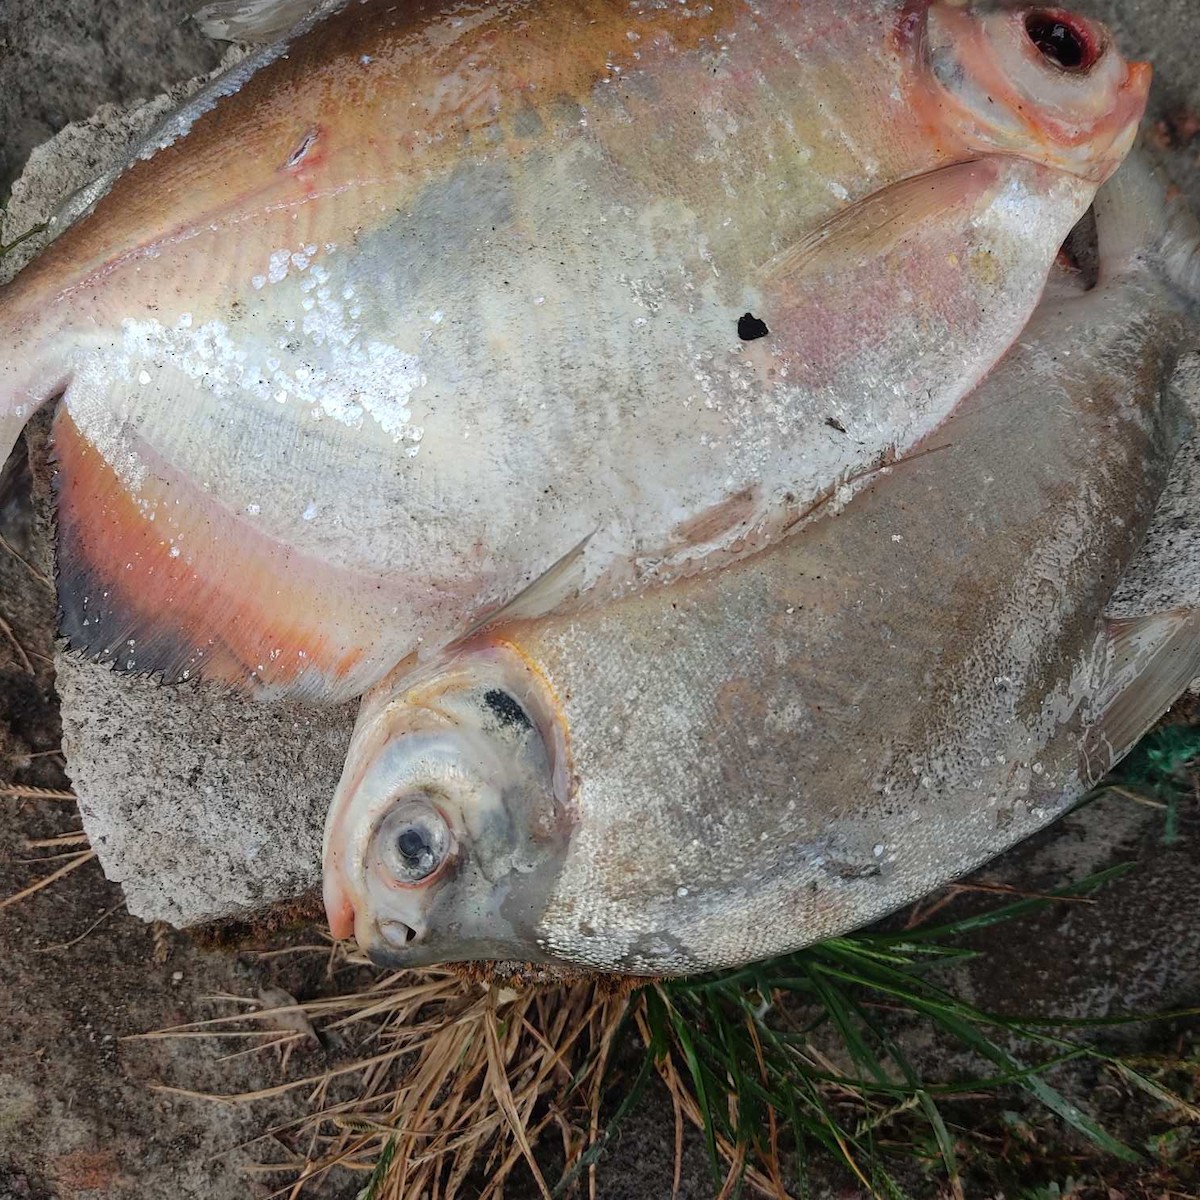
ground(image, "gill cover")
xmin=322 ymin=645 xmax=573 ymax=966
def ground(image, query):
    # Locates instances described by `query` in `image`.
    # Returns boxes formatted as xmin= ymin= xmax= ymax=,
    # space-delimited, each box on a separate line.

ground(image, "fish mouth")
xmin=323 ymin=820 xmax=447 ymax=964
xmin=379 ymin=919 xmax=421 ymax=949
xmin=335 ymin=893 xmax=568 ymax=973
xmin=322 ymin=857 xmax=434 ymax=962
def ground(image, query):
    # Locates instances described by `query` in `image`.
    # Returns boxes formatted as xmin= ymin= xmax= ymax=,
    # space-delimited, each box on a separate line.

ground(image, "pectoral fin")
xmin=763 ymin=159 xmax=1002 ymax=282
xmin=1080 ymin=608 xmax=1200 ymax=785
xmin=445 ymin=532 xmax=594 ymax=653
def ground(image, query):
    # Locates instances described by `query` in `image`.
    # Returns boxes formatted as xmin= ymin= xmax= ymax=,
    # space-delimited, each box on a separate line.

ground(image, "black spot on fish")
xmin=484 ymin=689 xmax=532 ymax=729
xmin=737 ymin=312 xmax=769 ymax=341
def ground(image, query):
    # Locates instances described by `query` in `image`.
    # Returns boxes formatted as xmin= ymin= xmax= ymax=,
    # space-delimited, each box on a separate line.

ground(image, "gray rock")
xmin=58 ymin=666 xmax=354 ymax=925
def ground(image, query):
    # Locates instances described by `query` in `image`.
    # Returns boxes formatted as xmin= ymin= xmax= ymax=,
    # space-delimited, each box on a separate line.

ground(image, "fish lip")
xmin=322 ymin=855 xmax=357 ymax=941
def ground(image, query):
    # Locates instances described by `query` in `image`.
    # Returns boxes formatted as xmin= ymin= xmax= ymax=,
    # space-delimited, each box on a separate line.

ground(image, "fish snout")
xmin=323 ymin=763 xmax=464 ymax=955
xmin=322 ymin=845 xmax=436 ymax=958
xmin=923 ymin=4 xmax=1150 ymax=184
xmin=323 ymin=831 xmax=439 ymax=965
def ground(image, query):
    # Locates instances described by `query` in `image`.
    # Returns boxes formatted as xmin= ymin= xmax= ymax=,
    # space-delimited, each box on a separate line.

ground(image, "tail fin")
xmin=1093 ymin=146 xmax=1200 ymax=307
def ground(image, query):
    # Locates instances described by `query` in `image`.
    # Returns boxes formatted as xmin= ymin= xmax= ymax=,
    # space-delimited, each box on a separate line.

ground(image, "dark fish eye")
xmin=377 ymin=800 xmax=453 ymax=885
xmin=397 ymin=826 xmax=433 ymax=867
xmin=1024 ymin=11 xmax=1098 ymax=73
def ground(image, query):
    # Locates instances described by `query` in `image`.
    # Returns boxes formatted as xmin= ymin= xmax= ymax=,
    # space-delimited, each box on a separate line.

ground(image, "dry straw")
xmin=134 ymin=954 xmax=644 ymax=1200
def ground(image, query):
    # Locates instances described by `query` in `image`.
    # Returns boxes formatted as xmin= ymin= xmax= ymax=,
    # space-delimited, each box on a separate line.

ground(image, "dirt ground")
xmin=1 ymin=3 xmax=1199 ymax=1198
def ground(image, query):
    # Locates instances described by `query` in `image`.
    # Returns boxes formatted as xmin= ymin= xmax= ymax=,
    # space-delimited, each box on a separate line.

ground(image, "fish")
xmin=0 ymin=0 xmax=1148 ymax=702
xmin=322 ymin=151 xmax=1200 ymax=976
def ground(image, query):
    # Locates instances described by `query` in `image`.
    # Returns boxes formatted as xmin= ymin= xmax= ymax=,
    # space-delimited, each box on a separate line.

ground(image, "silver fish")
xmin=323 ymin=152 xmax=1200 ymax=975
xmin=0 ymin=0 xmax=1148 ymax=702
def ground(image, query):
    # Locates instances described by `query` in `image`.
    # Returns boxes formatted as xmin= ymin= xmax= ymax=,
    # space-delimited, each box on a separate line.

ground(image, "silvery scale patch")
xmin=2 ymin=71 xmax=1197 ymax=930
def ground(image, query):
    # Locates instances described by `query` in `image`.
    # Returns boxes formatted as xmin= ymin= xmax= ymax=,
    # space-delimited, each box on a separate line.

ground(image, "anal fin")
xmin=1080 ymin=608 xmax=1200 ymax=785
xmin=52 ymin=404 xmax=392 ymax=702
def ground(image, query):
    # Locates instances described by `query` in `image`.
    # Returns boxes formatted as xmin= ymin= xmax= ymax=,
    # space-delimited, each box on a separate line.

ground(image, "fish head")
xmin=922 ymin=4 xmax=1150 ymax=183
xmin=322 ymin=645 xmax=573 ymax=967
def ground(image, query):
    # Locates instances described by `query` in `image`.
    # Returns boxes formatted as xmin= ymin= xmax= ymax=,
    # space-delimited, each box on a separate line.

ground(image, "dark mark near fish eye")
xmin=737 ymin=312 xmax=769 ymax=341
xmin=484 ymin=689 xmax=532 ymax=729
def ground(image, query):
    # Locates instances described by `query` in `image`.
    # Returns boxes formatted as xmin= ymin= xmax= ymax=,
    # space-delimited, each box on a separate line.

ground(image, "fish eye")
xmin=376 ymin=798 xmax=454 ymax=886
xmin=1023 ymin=10 xmax=1099 ymax=73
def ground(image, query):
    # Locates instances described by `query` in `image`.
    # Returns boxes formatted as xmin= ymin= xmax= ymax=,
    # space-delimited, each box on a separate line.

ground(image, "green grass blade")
xmin=915 ymin=1089 xmax=961 ymax=1196
xmin=663 ymin=992 xmax=722 ymax=1175
xmin=357 ymin=1138 xmax=396 ymax=1200
xmin=928 ymin=1008 xmax=1140 ymax=1162
xmin=886 ymin=863 xmax=1136 ymax=943
xmin=551 ymin=1043 xmax=658 ymax=1198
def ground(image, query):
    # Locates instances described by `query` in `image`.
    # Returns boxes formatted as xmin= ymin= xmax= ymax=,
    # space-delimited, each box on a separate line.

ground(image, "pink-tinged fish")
xmin=0 ymin=0 xmax=1147 ymax=702
xmin=323 ymin=154 xmax=1200 ymax=975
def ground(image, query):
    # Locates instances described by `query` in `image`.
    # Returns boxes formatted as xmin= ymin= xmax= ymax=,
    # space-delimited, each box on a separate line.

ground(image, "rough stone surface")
xmin=59 ymin=668 xmax=355 ymax=925
xmin=0 ymin=0 xmax=220 ymax=200
xmin=1 ymin=0 xmax=1199 ymax=930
